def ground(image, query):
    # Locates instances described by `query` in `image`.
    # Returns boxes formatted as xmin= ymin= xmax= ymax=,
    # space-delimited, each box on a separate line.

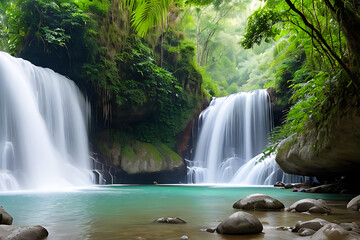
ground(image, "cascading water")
xmin=187 ymin=90 xmax=274 ymax=183
xmin=0 ymin=52 xmax=92 ymax=191
xmin=187 ymin=89 xmax=305 ymax=184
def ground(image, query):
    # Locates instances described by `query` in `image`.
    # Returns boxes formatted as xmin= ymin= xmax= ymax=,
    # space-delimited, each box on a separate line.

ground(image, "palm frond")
xmin=125 ymin=0 xmax=174 ymax=37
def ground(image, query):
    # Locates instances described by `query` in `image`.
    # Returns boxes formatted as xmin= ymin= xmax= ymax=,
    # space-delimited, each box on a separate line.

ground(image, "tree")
xmin=242 ymin=0 xmax=360 ymax=93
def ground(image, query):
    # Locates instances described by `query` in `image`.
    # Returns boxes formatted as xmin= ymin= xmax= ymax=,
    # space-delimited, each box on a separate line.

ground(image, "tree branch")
xmin=285 ymin=0 xmax=354 ymax=83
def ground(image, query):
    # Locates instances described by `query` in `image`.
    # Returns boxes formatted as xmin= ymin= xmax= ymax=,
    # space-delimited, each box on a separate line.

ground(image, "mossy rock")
xmin=120 ymin=141 xmax=184 ymax=174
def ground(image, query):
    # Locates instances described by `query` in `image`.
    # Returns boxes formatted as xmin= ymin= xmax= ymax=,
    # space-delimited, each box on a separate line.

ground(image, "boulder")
xmin=274 ymin=181 xmax=285 ymax=187
xmin=339 ymin=222 xmax=360 ymax=233
xmin=0 ymin=225 xmax=48 ymax=240
xmin=298 ymin=228 xmax=317 ymax=236
xmin=302 ymin=223 xmax=360 ymax=240
xmin=0 ymin=206 xmax=13 ymax=225
xmin=154 ymin=217 xmax=186 ymax=224
xmin=95 ymin=135 xmax=185 ymax=175
xmin=346 ymin=195 xmax=360 ymax=211
xmin=233 ymin=193 xmax=285 ymax=210
xmin=276 ymin=107 xmax=360 ymax=177
xmin=216 ymin=211 xmax=263 ymax=235
xmin=286 ymin=199 xmax=331 ymax=214
xmin=293 ymin=218 xmax=330 ymax=232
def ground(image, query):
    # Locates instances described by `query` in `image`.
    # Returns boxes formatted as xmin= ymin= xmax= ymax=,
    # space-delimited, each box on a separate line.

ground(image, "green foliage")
xmin=86 ymin=35 xmax=196 ymax=144
xmin=241 ymin=8 xmax=283 ymax=49
xmin=285 ymin=72 xmax=329 ymax=135
xmin=181 ymin=0 xmax=280 ymax=94
xmin=124 ymin=0 xmax=173 ymax=37
xmin=226 ymin=82 xmax=238 ymax=94
xmin=2 ymin=0 xmax=97 ymax=80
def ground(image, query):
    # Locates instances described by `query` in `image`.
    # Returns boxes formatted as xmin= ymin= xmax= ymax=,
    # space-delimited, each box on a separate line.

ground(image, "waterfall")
xmin=0 ymin=52 xmax=92 ymax=191
xmin=187 ymin=90 xmax=272 ymax=183
xmin=186 ymin=89 xmax=306 ymax=184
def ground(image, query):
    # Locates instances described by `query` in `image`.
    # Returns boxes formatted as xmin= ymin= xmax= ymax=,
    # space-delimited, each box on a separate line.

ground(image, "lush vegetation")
xmin=243 ymin=0 xmax=360 ymax=158
xmin=0 ymin=0 xmax=208 ymax=148
xmin=1 ymin=0 xmax=360 ymax=164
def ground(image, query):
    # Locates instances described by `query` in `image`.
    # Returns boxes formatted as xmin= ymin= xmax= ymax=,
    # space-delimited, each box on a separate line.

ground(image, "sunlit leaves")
xmin=241 ymin=8 xmax=283 ymax=49
xmin=124 ymin=0 xmax=174 ymax=37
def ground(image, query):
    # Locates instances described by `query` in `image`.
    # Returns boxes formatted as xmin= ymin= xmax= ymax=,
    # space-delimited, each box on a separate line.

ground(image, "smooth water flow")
xmin=0 ymin=52 xmax=92 ymax=191
xmin=187 ymin=90 xmax=280 ymax=184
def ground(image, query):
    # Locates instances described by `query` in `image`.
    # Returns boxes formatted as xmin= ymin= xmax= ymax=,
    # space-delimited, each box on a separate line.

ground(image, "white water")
xmin=187 ymin=90 xmax=305 ymax=184
xmin=0 ymin=52 xmax=92 ymax=191
xmin=187 ymin=90 xmax=274 ymax=183
xmin=230 ymin=153 xmax=283 ymax=185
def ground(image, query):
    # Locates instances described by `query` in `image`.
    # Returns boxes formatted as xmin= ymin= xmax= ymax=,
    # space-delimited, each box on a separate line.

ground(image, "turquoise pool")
xmin=0 ymin=185 xmax=358 ymax=239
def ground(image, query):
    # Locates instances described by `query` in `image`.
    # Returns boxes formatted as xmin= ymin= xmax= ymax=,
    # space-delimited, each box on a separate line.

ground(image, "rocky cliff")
xmin=276 ymin=105 xmax=360 ymax=178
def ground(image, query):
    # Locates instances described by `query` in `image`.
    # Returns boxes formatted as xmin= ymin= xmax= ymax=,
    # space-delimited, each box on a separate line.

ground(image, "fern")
xmin=124 ymin=0 xmax=173 ymax=37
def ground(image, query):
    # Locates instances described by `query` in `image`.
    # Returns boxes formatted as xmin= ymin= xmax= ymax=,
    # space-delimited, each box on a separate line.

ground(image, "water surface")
xmin=0 ymin=185 xmax=358 ymax=239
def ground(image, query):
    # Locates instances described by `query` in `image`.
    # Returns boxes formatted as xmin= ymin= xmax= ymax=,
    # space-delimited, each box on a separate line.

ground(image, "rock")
xmin=286 ymin=199 xmax=331 ymax=214
xmin=180 ymin=235 xmax=188 ymax=239
xmin=275 ymin=226 xmax=291 ymax=231
xmin=0 ymin=225 xmax=48 ymax=240
xmin=120 ymin=142 xmax=184 ymax=174
xmin=298 ymin=228 xmax=317 ymax=236
xmin=0 ymin=206 xmax=13 ymax=225
xmin=216 ymin=211 xmax=263 ymax=235
xmin=292 ymin=188 xmax=306 ymax=192
xmin=232 ymin=193 xmax=285 ymax=210
xmin=303 ymin=223 xmax=360 ymax=240
xmin=285 ymin=184 xmax=294 ymax=189
xmin=275 ymin=107 xmax=360 ymax=177
xmin=200 ymin=228 xmax=216 ymax=233
xmin=347 ymin=195 xmax=360 ymax=211
xmin=339 ymin=222 xmax=360 ymax=233
xmin=274 ymin=181 xmax=285 ymax=187
xmin=293 ymin=218 xmax=330 ymax=232
xmin=154 ymin=217 xmax=186 ymax=224
xmin=305 ymin=184 xmax=334 ymax=193
xmin=94 ymin=133 xmax=185 ymax=175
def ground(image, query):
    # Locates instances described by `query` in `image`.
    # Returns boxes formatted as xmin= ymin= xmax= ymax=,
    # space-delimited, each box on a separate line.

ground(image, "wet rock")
xmin=275 ymin=226 xmax=291 ymax=231
xmin=0 ymin=206 xmax=13 ymax=225
xmin=298 ymin=228 xmax=317 ymax=236
xmin=154 ymin=217 xmax=186 ymax=224
xmin=286 ymin=199 xmax=331 ymax=214
xmin=293 ymin=218 xmax=330 ymax=232
xmin=346 ymin=195 xmax=360 ymax=211
xmin=0 ymin=225 xmax=48 ymax=240
xmin=233 ymin=193 xmax=285 ymax=210
xmin=274 ymin=181 xmax=285 ymax=187
xmin=216 ymin=211 xmax=263 ymax=235
xmin=305 ymin=184 xmax=334 ymax=193
xmin=200 ymin=228 xmax=216 ymax=233
xmin=304 ymin=223 xmax=360 ymax=240
xmin=339 ymin=222 xmax=360 ymax=234
xmin=285 ymin=184 xmax=294 ymax=189
xmin=292 ymin=188 xmax=306 ymax=192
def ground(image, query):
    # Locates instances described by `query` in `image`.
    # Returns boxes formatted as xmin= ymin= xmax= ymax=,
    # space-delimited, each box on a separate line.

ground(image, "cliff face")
xmin=276 ymin=105 xmax=360 ymax=177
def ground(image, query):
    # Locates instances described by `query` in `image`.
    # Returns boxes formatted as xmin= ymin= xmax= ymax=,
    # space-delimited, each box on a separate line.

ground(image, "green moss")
xmin=142 ymin=143 xmax=163 ymax=166
xmin=121 ymin=144 xmax=136 ymax=161
xmin=157 ymin=144 xmax=182 ymax=164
